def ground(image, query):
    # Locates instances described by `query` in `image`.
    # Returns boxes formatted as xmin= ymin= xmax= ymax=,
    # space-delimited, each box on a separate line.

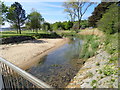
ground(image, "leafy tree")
xmin=27 ymin=9 xmax=44 ymax=33
xmin=0 ymin=1 xmax=8 ymax=25
xmin=52 ymin=22 xmax=65 ymax=30
xmin=80 ymin=20 xmax=89 ymax=29
xmin=65 ymin=21 xmax=73 ymax=30
xmin=88 ymin=2 xmax=114 ymax=27
xmin=6 ymin=2 xmax=27 ymax=34
xmin=97 ymin=3 xmax=119 ymax=34
xmin=42 ymin=22 xmax=51 ymax=31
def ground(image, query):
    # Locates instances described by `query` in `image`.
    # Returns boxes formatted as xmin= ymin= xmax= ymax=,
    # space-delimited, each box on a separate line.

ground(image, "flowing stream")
xmin=27 ymin=37 xmax=84 ymax=88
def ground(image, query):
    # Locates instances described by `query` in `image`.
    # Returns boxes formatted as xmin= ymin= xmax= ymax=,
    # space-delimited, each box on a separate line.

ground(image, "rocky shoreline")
xmin=66 ymin=49 xmax=118 ymax=88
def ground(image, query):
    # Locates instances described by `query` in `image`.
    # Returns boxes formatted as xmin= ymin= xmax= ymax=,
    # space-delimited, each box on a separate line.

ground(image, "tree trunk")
xmin=17 ymin=29 xmax=19 ymax=34
xmin=36 ymin=29 xmax=38 ymax=34
xmin=18 ymin=25 xmax=21 ymax=34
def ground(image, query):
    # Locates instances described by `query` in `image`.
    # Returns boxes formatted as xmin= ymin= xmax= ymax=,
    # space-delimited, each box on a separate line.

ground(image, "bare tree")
xmin=63 ymin=0 xmax=93 ymax=32
xmin=63 ymin=2 xmax=76 ymax=22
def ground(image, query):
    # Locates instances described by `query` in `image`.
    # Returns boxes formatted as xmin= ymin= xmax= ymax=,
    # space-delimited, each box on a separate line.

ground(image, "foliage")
xmin=42 ymin=22 xmax=52 ymax=31
xmin=52 ymin=22 xmax=65 ymax=30
xmin=80 ymin=20 xmax=89 ymax=29
xmin=97 ymin=3 xmax=119 ymax=34
xmin=0 ymin=1 xmax=8 ymax=25
xmin=88 ymin=2 xmax=113 ymax=27
xmin=63 ymin=0 xmax=93 ymax=31
xmin=26 ymin=9 xmax=44 ymax=33
xmin=103 ymin=65 xmax=117 ymax=76
xmin=91 ymin=80 xmax=97 ymax=88
xmin=65 ymin=21 xmax=73 ymax=30
xmin=6 ymin=2 xmax=27 ymax=34
xmin=103 ymin=33 xmax=118 ymax=55
xmin=79 ymin=35 xmax=99 ymax=59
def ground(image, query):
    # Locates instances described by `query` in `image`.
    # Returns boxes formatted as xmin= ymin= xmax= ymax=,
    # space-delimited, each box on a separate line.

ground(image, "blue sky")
xmin=2 ymin=0 xmax=100 ymax=28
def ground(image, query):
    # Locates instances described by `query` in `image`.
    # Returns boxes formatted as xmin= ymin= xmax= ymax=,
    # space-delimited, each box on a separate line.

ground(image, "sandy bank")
xmin=0 ymin=38 xmax=68 ymax=70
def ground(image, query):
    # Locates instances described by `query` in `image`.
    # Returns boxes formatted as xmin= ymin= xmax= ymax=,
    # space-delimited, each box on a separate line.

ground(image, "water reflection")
xmin=27 ymin=37 xmax=84 ymax=88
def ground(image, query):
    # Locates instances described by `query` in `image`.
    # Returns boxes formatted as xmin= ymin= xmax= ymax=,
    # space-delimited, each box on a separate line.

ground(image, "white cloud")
xmin=2 ymin=0 xmax=100 ymax=2
xmin=1 ymin=0 xmax=66 ymax=2
xmin=39 ymin=2 xmax=63 ymax=8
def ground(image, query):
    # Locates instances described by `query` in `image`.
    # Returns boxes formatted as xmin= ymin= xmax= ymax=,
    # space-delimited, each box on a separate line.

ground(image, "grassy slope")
xmin=67 ymin=29 xmax=118 ymax=88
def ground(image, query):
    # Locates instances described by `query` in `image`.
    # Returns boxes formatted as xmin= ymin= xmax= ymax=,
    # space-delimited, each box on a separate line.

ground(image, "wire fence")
xmin=0 ymin=57 xmax=52 ymax=89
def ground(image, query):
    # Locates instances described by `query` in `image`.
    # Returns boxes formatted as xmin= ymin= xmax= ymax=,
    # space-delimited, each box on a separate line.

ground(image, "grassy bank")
xmin=74 ymin=31 xmax=118 ymax=88
xmin=0 ymin=30 xmax=62 ymax=39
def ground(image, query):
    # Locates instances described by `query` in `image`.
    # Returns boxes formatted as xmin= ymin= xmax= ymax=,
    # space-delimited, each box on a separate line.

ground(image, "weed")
xmin=91 ymin=80 xmax=97 ymax=88
xmin=103 ymin=65 xmax=117 ymax=76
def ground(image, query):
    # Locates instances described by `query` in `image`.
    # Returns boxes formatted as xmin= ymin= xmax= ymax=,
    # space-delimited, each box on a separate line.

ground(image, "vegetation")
xmin=88 ymin=2 xmax=113 ymax=27
xmin=97 ymin=3 xmax=119 ymax=34
xmin=6 ymin=2 xmax=27 ymax=34
xmin=0 ymin=1 xmax=8 ymax=25
xmin=0 ymin=30 xmax=61 ymax=39
xmin=0 ymin=1 xmax=119 ymax=88
xmin=63 ymin=0 xmax=93 ymax=31
xmin=26 ymin=9 xmax=44 ymax=33
xmin=79 ymin=35 xmax=100 ymax=59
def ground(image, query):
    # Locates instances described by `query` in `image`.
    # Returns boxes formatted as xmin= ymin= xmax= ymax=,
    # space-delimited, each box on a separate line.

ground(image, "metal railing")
xmin=0 ymin=57 xmax=52 ymax=89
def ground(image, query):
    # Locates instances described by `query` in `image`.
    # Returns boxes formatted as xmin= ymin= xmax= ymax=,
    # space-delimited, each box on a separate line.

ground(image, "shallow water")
xmin=27 ymin=37 xmax=84 ymax=88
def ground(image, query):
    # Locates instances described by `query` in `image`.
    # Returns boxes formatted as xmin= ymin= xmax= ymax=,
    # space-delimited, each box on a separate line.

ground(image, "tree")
xmin=6 ymin=2 xmax=27 ymax=34
xmin=63 ymin=0 xmax=93 ymax=32
xmin=0 ymin=1 xmax=8 ymax=25
xmin=63 ymin=2 xmax=76 ymax=21
xmin=52 ymin=22 xmax=65 ymax=30
xmin=80 ymin=20 xmax=89 ymax=29
xmin=88 ymin=2 xmax=114 ymax=27
xmin=97 ymin=3 xmax=119 ymax=34
xmin=42 ymin=22 xmax=51 ymax=31
xmin=27 ymin=9 xmax=44 ymax=33
xmin=65 ymin=21 xmax=73 ymax=30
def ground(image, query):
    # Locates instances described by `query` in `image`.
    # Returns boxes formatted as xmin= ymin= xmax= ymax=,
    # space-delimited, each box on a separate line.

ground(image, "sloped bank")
xmin=66 ymin=30 xmax=118 ymax=88
xmin=67 ymin=49 xmax=118 ymax=88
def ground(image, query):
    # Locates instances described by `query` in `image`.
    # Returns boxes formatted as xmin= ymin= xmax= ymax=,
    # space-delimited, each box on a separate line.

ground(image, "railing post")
xmin=0 ymin=63 xmax=4 ymax=89
xmin=0 ymin=57 xmax=53 ymax=88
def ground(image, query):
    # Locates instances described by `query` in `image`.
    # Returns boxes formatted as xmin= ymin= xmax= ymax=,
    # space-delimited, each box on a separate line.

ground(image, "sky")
xmin=1 ymin=0 xmax=100 ymax=28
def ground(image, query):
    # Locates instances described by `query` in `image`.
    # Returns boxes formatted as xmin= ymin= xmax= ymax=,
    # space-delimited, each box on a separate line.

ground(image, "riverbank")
xmin=66 ymin=31 xmax=118 ymax=88
xmin=66 ymin=49 xmax=118 ymax=88
xmin=0 ymin=38 xmax=68 ymax=70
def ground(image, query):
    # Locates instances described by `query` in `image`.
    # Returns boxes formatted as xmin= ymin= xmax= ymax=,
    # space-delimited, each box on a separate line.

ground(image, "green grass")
xmin=103 ymin=33 xmax=118 ymax=55
xmin=0 ymin=30 xmax=49 ymax=38
xmin=79 ymin=35 xmax=100 ymax=59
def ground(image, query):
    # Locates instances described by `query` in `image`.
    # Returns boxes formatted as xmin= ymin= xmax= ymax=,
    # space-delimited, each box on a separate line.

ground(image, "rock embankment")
xmin=67 ymin=49 xmax=118 ymax=88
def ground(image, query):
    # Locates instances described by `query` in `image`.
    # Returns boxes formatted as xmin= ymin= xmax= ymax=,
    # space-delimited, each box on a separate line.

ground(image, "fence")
xmin=0 ymin=57 xmax=52 ymax=89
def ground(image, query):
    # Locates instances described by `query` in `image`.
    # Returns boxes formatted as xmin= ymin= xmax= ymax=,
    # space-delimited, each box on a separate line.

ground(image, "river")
xmin=27 ymin=37 xmax=84 ymax=88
